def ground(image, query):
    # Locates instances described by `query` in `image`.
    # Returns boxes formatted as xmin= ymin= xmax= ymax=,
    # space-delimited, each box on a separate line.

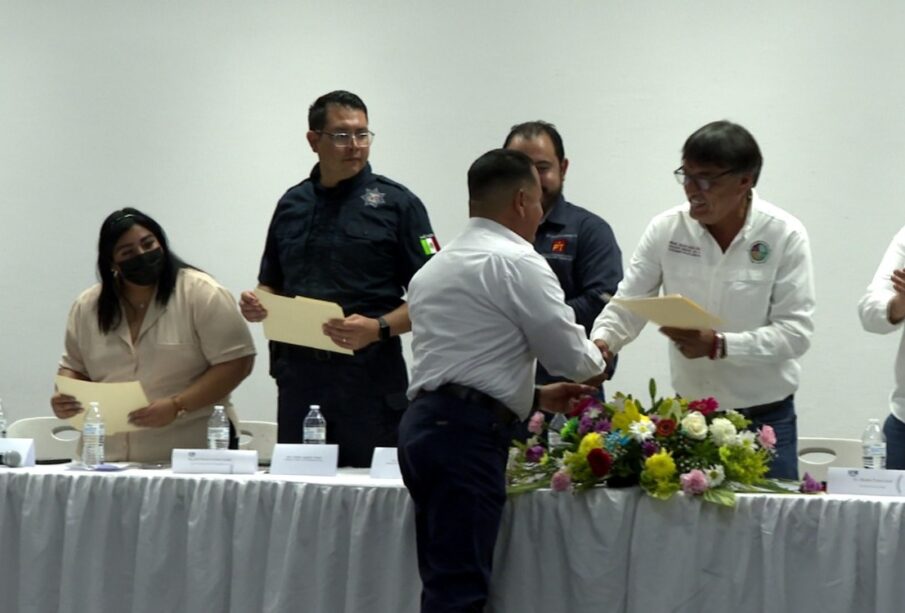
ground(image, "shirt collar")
xmin=467 ymin=216 xmax=532 ymax=246
xmin=310 ymin=163 xmax=372 ymax=196
xmin=540 ymin=194 xmax=568 ymax=228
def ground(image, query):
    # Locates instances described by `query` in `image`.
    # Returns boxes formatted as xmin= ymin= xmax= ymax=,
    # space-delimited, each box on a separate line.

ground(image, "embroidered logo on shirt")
xmin=551 ymin=238 xmax=568 ymax=253
xmin=668 ymin=241 xmax=701 ymax=257
xmin=749 ymin=241 xmax=770 ymax=263
xmin=420 ymin=234 xmax=440 ymax=255
xmin=361 ymin=188 xmax=386 ymax=208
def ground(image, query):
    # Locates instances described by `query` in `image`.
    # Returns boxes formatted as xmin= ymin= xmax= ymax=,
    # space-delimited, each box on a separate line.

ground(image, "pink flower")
xmin=551 ymin=469 xmax=572 ymax=492
xmin=527 ymin=411 xmax=545 ymax=435
xmin=800 ymin=472 xmax=823 ymax=493
xmin=688 ymin=397 xmax=719 ymax=416
xmin=680 ymin=469 xmax=710 ymax=495
xmin=757 ymin=425 xmax=777 ymax=450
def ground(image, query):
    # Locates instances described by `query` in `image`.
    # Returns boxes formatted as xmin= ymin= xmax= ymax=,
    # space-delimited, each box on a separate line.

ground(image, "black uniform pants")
xmin=397 ymin=391 xmax=515 ymax=613
xmin=273 ymin=342 xmax=408 ymax=468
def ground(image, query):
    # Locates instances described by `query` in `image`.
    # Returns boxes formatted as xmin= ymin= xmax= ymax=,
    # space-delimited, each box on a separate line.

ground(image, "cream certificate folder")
xmin=54 ymin=376 xmax=149 ymax=434
xmin=611 ymin=294 xmax=723 ymax=329
xmin=255 ymin=289 xmax=353 ymax=355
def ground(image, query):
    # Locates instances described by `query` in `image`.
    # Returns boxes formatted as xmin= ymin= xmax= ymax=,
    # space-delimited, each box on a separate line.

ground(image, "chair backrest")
xmin=238 ymin=420 xmax=277 ymax=463
xmin=7 ymin=417 xmax=80 ymax=461
xmin=798 ymin=437 xmax=863 ymax=483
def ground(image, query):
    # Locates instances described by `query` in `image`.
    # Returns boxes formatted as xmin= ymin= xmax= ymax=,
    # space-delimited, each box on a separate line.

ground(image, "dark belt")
xmin=285 ymin=345 xmax=352 ymax=362
xmin=737 ymin=394 xmax=794 ymax=418
xmin=422 ymin=383 xmax=518 ymax=427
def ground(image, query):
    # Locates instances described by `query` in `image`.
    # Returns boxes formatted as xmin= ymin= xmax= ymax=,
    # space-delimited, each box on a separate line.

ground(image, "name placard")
xmin=171 ymin=449 xmax=258 ymax=474
xmin=369 ymin=447 xmax=402 ymax=480
xmin=0 ymin=438 xmax=36 ymax=467
xmin=269 ymin=444 xmax=338 ymax=476
xmin=827 ymin=467 xmax=905 ymax=496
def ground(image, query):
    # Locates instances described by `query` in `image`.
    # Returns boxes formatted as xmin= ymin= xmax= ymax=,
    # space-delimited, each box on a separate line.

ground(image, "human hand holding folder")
xmin=54 ymin=376 xmax=150 ymax=434
xmin=253 ymin=288 xmax=354 ymax=355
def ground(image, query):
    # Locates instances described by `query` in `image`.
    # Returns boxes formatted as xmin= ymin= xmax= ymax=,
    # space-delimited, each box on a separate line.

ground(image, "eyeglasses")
xmin=673 ymin=166 xmax=738 ymax=192
xmin=317 ymin=130 xmax=375 ymax=148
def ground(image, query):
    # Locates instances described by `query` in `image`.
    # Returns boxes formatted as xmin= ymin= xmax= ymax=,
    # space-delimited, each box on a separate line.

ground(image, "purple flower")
xmin=641 ymin=439 xmax=660 ymax=457
xmin=525 ymin=445 xmax=545 ymax=463
xmin=680 ymin=469 xmax=710 ymax=495
xmin=527 ymin=411 xmax=545 ymax=435
xmin=800 ymin=472 xmax=823 ymax=494
xmin=594 ymin=418 xmax=612 ymax=434
xmin=578 ymin=414 xmax=595 ymax=435
xmin=551 ymin=469 xmax=572 ymax=492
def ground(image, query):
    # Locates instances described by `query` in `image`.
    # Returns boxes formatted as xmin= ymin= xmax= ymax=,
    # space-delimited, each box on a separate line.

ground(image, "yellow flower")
xmin=612 ymin=398 xmax=650 ymax=432
xmin=644 ymin=450 xmax=677 ymax=480
xmin=578 ymin=432 xmax=603 ymax=456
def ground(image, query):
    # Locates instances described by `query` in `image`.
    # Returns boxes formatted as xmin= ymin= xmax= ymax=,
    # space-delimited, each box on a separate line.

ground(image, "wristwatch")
xmin=377 ymin=316 xmax=391 ymax=341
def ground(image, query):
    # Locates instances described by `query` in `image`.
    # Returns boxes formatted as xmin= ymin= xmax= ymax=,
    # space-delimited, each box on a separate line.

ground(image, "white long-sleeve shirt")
xmin=858 ymin=225 xmax=905 ymax=422
xmin=407 ymin=217 xmax=606 ymax=419
xmin=591 ymin=191 xmax=815 ymax=409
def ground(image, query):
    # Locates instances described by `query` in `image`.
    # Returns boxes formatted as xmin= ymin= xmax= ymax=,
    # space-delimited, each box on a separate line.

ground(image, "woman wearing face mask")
xmin=50 ymin=208 xmax=256 ymax=462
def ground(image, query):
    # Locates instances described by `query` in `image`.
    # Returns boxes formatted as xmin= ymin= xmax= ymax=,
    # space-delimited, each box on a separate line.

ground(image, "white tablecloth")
xmin=1 ymin=466 xmax=904 ymax=613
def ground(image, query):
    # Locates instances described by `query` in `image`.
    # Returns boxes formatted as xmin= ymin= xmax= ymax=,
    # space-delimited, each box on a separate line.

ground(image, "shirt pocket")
xmin=336 ymin=218 xmax=396 ymax=272
xmin=722 ymin=269 xmax=774 ymax=329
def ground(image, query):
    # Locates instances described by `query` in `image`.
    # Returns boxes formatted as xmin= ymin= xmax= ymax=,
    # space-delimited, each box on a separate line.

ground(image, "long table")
xmin=0 ymin=466 xmax=902 ymax=612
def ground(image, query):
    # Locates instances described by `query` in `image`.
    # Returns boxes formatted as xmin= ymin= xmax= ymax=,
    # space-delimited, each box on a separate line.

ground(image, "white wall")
xmin=2 ymin=0 xmax=903 ymax=439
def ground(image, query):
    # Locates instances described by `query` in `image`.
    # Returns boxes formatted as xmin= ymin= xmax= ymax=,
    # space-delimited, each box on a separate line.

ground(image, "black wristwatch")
xmin=377 ymin=316 xmax=391 ymax=341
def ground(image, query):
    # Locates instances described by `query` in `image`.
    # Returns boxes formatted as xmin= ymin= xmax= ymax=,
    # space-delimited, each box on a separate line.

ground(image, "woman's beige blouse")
xmin=61 ymin=268 xmax=256 ymax=462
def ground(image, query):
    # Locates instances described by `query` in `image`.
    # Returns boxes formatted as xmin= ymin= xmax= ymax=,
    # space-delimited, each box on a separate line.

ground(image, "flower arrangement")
xmin=507 ymin=380 xmax=794 ymax=507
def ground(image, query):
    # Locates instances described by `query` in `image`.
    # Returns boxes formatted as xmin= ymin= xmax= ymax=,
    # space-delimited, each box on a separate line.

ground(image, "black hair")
xmin=468 ymin=149 xmax=537 ymax=203
xmin=503 ymin=120 xmax=566 ymax=162
xmin=682 ymin=120 xmax=763 ymax=185
xmin=96 ymin=208 xmax=192 ymax=334
xmin=308 ymin=90 xmax=368 ymax=131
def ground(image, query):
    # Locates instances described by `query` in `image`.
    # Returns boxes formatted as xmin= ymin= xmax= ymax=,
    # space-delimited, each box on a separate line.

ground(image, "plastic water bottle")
xmin=862 ymin=418 xmax=887 ymax=469
xmin=0 ymin=398 xmax=7 ymax=438
xmin=548 ymin=412 xmax=566 ymax=449
xmin=303 ymin=405 xmax=327 ymax=444
xmin=82 ymin=401 xmax=105 ymax=467
xmin=207 ymin=405 xmax=230 ymax=450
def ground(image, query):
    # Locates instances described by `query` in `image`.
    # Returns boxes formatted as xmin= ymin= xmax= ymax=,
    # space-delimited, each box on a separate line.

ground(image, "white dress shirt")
xmin=407 ymin=217 xmax=606 ymax=419
xmin=858 ymin=225 xmax=905 ymax=423
xmin=591 ymin=191 xmax=815 ymax=409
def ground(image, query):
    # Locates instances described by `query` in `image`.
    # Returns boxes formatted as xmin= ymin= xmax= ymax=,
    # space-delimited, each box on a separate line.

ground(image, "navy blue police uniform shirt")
xmin=258 ymin=163 xmax=437 ymax=379
xmin=534 ymin=194 xmax=623 ymax=384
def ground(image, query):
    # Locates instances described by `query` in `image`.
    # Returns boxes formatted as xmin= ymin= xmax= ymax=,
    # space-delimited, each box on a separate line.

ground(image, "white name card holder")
xmin=171 ymin=449 xmax=258 ymax=474
xmin=0 ymin=438 xmax=36 ymax=467
xmin=269 ymin=444 xmax=338 ymax=476
xmin=369 ymin=447 xmax=403 ymax=480
xmin=827 ymin=467 xmax=905 ymax=497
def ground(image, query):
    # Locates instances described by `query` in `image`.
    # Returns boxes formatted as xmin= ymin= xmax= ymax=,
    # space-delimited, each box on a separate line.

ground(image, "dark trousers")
xmin=398 ymin=392 xmax=515 ymax=613
xmin=883 ymin=414 xmax=905 ymax=469
xmin=273 ymin=343 xmax=408 ymax=468
xmin=738 ymin=394 xmax=798 ymax=480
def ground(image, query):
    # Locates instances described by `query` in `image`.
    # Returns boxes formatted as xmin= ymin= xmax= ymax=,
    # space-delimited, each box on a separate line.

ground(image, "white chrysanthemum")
xmin=629 ymin=419 xmax=656 ymax=442
xmin=709 ymin=417 xmax=738 ymax=446
xmin=681 ymin=411 xmax=708 ymax=440
xmin=587 ymin=408 xmax=602 ymax=419
xmin=736 ymin=431 xmax=757 ymax=449
xmin=705 ymin=464 xmax=725 ymax=487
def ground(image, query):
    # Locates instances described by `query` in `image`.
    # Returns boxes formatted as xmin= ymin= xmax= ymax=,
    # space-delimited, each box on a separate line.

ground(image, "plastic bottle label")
xmin=304 ymin=426 xmax=326 ymax=444
xmin=862 ymin=443 xmax=887 ymax=469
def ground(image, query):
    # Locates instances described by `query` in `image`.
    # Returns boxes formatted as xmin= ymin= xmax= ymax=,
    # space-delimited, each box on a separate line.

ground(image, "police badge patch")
xmin=361 ymin=188 xmax=386 ymax=208
xmin=749 ymin=241 xmax=770 ymax=263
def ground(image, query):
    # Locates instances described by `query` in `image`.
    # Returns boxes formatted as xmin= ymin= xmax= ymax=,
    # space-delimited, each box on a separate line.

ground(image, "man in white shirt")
xmin=858 ymin=225 xmax=905 ymax=468
xmin=399 ymin=149 xmax=606 ymax=612
xmin=591 ymin=121 xmax=815 ymax=480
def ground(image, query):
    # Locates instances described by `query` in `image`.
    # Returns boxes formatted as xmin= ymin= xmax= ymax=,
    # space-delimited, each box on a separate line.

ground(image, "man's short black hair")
xmin=468 ymin=149 xmax=537 ymax=203
xmin=503 ymin=120 xmax=566 ymax=162
xmin=682 ymin=120 xmax=763 ymax=185
xmin=308 ymin=90 xmax=368 ymax=131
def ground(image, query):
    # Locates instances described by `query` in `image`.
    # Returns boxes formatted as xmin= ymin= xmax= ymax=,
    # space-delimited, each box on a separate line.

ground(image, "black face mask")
xmin=118 ymin=249 xmax=165 ymax=286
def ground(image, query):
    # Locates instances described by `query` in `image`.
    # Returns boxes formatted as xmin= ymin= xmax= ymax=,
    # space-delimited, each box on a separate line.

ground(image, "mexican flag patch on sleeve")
xmin=420 ymin=234 xmax=440 ymax=255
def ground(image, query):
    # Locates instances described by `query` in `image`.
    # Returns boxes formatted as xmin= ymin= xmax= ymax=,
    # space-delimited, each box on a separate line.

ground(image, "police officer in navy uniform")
xmin=240 ymin=90 xmax=439 ymax=467
xmin=504 ymin=121 xmax=623 ymax=385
